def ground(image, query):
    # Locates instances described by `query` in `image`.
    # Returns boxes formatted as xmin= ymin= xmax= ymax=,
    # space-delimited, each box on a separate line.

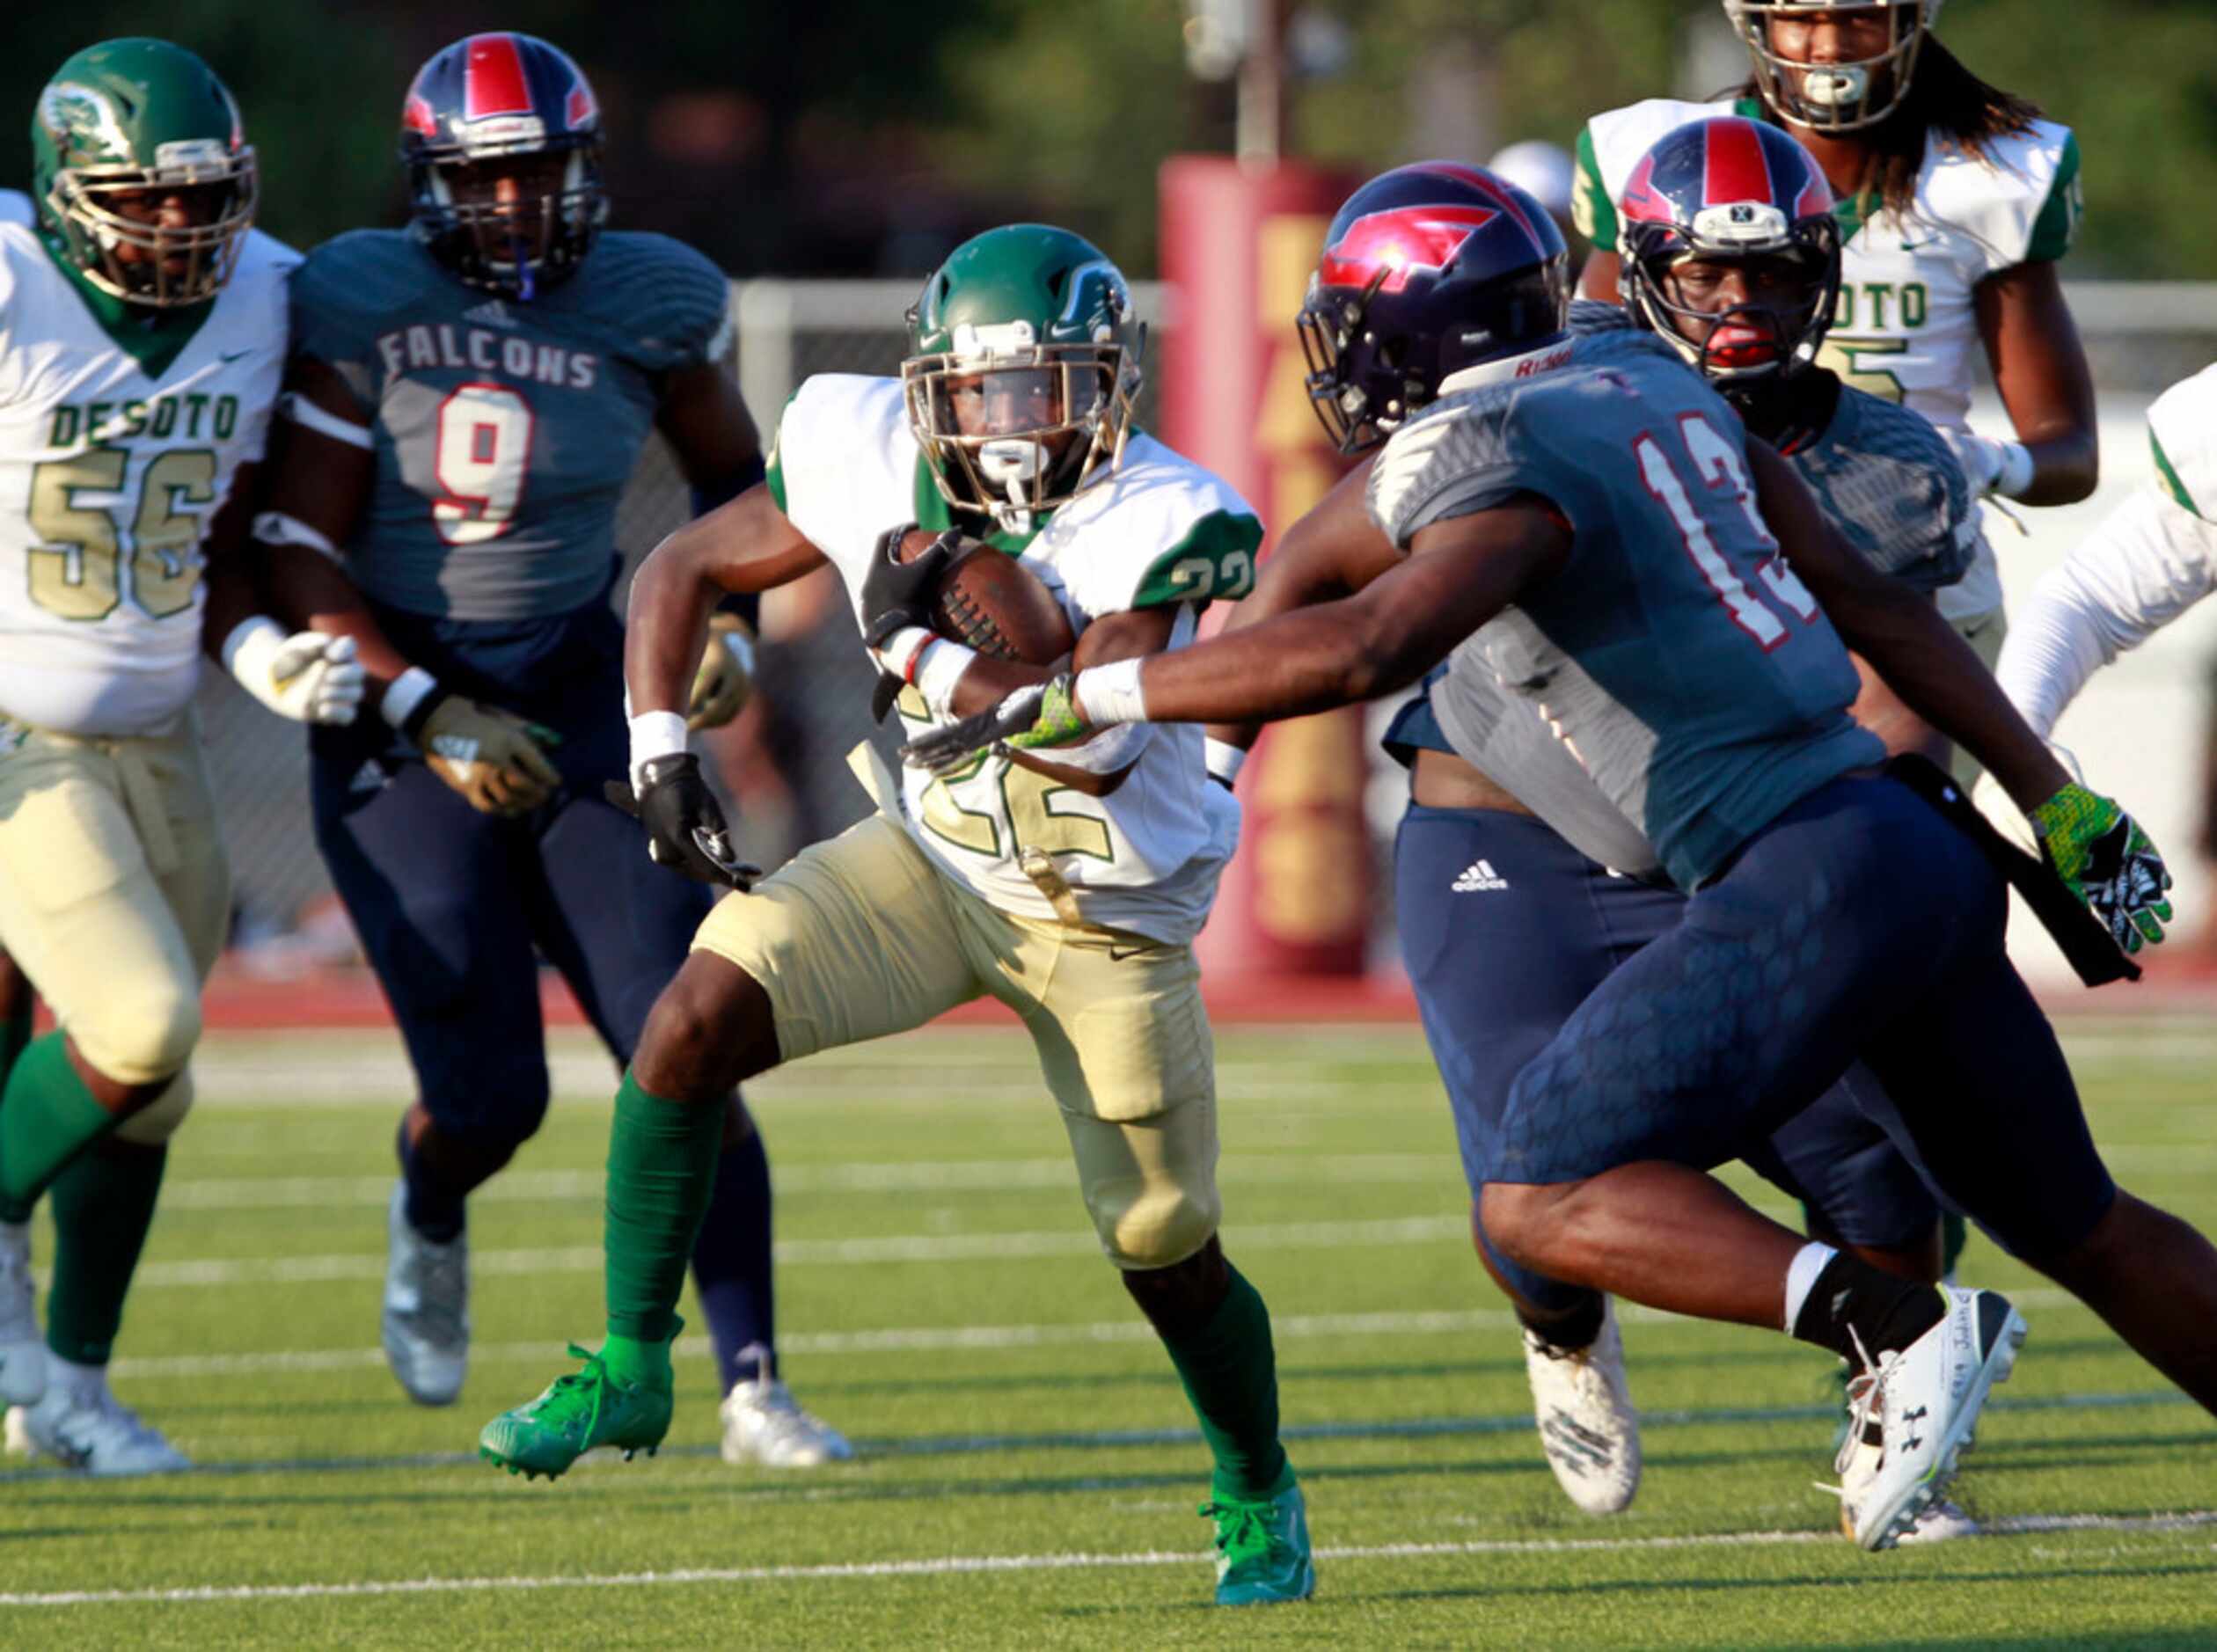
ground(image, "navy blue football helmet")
xmin=1296 ymin=162 xmax=1570 ymax=454
xmin=399 ymin=32 xmax=606 ymax=298
xmin=1617 ymin=116 xmax=1840 ymax=384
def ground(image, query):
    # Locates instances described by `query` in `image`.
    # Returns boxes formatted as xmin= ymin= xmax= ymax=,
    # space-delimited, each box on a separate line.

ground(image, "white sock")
xmin=1782 ymin=1240 xmax=1840 ymax=1334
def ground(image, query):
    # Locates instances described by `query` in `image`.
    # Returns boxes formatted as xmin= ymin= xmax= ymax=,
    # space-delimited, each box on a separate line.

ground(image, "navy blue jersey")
xmin=1371 ymin=329 xmax=1883 ymax=890
xmin=290 ymin=230 xmax=731 ymax=619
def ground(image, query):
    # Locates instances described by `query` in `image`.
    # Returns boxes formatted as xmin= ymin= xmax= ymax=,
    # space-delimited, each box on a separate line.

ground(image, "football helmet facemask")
xmin=904 ymin=224 xmax=1143 ymax=534
xmin=400 ymin=32 xmax=606 ymax=299
xmin=31 ymin=38 xmax=257 ymax=309
xmin=1619 ymin=116 xmax=1841 ymax=385
xmin=1296 ymin=162 xmax=1570 ymax=456
xmin=1723 ymin=0 xmax=1942 ymax=134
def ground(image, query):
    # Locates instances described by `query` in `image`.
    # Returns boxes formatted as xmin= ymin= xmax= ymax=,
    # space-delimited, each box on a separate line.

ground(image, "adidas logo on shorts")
xmin=1452 ymin=859 xmax=1509 ymax=893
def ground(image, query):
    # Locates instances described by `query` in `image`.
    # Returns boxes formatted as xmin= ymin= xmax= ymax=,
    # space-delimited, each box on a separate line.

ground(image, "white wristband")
xmin=1994 ymin=441 xmax=2037 ymax=501
xmin=913 ymin=638 xmax=981 ymax=720
xmin=869 ymin=626 xmax=935 ymax=683
xmin=1072 ymin=658 xmax=1147 ymax=727
xmin=221 ymin=614 xmax=283 ymax=676
xmin=1204 ymin=736 xmax=1248 ymax=786
xmin=380 ymin=666 xmax=441 ymax=731
xmin=628 ymin=710 xmax=690 ymax=791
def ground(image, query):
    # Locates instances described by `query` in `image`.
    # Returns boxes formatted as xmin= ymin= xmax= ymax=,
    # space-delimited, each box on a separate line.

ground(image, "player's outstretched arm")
xmin=1201 ymin=457 xmax=1402 ymax=759
xmin=904 ymin=499 xmax=1566 ymax=771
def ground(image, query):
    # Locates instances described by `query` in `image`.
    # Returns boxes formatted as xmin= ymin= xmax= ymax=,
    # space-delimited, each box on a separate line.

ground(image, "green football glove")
xmin=2030 ymin=783 xmax=2174 ymax=954
xmin=901 ymin=674 xmax=1089 ymax=776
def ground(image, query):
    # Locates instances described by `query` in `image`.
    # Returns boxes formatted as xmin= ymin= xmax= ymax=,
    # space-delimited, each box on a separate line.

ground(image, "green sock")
xmin=604 ymin=1070 xmax=724 ymax=1355
xmin=1157 ymin=1261 xmax=1291 ymax=1502
xmin=45 ymin=1140 xmax=165 ymax=1366
xmin=0 ymin=1033 xmax=117 ymax=1223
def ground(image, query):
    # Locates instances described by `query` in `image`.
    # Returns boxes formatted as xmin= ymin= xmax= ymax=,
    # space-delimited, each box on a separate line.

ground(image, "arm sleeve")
xmin=1570 ymin=124 xmax=1618 ymax=252
xmin=2023 ymin=130 xmax=2083 ymax=264
xmin=1123 ymin=509 xmax=1263 ymax=611
xmin=1994 ymin=486 xmax=2217 ymax=736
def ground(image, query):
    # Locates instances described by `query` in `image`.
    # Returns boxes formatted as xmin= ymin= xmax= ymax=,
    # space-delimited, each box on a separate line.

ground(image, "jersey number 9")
xmin=433 ymin=384 xmax=534 ymax=545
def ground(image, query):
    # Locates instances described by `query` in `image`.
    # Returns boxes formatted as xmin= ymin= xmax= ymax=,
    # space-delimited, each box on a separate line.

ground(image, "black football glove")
xmin=604 ymin=755 xmax=760 ymax=889
xmin=859 ymin=522 xmax=961 ymax=650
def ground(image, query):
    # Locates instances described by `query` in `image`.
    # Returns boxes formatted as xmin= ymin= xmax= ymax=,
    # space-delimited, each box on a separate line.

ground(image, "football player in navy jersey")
xmin=912 ymin=162 xmax=2217 ymax=1551
xmin=255 ymin=33 xmax=845 ymax=1466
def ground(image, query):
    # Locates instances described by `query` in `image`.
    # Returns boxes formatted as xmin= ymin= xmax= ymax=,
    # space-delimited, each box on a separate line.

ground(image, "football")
xmin=898 ymin=528 xmax=1076 ymax=665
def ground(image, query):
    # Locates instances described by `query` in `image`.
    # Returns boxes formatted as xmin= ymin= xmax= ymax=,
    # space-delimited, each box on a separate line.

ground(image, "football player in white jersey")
xmin=1998 ymin=363 xmax=2217 ymax=757
xmin=0 ymin=39 xmax=362 ymax=1474
xmin=1572 ymin=0 xmax=2096 ymax=686
xmin=477 ymin=224 xmax=1314 ymax=1608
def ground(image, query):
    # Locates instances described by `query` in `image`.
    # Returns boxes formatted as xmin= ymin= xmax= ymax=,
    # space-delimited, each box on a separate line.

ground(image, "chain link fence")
xmin=207 ymin=280 xmax=2213 ymax=961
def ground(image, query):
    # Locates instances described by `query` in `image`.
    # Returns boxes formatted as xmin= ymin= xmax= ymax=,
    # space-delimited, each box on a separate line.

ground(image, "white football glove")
xmin=1938 ymin=426 xmax=2035 ymax=501
xmin=223 ymin=618 xmax=365 ymax=726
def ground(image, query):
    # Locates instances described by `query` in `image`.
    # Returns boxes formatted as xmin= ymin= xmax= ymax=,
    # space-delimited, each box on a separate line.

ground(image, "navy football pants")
xmin=310 ymin=597 xmax=711 ymax=1145
xmin=1495 ymin=774 xmax=2117 ymax=1267
xmin=1397 ymin=802 xmax=1944 ymax=1315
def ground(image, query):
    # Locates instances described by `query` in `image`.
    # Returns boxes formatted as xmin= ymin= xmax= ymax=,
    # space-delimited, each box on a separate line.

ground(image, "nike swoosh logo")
xmin=1108 ymin=945 xmax=1149 ymax=961
xmin=219 ymin=349 xmax=253 ymax=363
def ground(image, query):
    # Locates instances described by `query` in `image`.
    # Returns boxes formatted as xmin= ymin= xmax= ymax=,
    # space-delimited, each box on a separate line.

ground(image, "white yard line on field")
xmin=3 ymin=1511 xmax=2213 ymax=1608
xmin=56 ymin=1216 xmax=1468 ymax=1292
xmin=105 ymin=1287 xmax=2096 ymax=1379
xmin=157 ymin=1153 xmax=1456 ymax=1210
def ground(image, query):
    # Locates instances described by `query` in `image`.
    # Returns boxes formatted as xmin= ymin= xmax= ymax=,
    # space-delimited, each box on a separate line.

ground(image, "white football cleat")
xmin=382 ymin=1182 xmax=469 ymax=1406
xmin=0 ymin=1221 xmax=45 ymax=1407
xmin=1830 ymin=1437 xmax=1980 ymax=1543
xmin=17 ymin=1362 xmax=189 ymax=1476
xmin=721 ymin=1354 xmax=852 ymax=1467
xmin=1522 ymin=1296 xmax=1641 ymax=1514
xmin=1837 ymin=1286 xmax=2023 ymax=1551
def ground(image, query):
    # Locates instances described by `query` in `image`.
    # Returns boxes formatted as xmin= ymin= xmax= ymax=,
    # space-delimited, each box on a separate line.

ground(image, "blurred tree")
xmin=4 ymin=3 xmax=2209 ymax=278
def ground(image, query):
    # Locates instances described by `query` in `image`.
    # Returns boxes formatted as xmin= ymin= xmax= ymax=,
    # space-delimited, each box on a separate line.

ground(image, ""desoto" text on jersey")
xmin=374 ymin=325 xmax=599 ymax=390
xmin=48 ymin=392 xmax=243 ymax=447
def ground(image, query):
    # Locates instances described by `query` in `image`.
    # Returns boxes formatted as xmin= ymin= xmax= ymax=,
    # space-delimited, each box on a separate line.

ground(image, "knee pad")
xmin=75 ymin=969 xmax=201 ymax=1087
xmin=115 ymin=1071 xmax=194 ymax=1145
xmin=1094 ymin=1173 xmax=1220 ymax=1271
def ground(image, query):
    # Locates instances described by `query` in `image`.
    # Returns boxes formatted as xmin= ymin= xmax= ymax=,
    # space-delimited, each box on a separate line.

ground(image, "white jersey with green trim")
xmin=1575 ymin=97 xmax=2081 ymax=621
xmin=0 ymin=190 xmax=294 ymax=736
xmin=768 ymin=372 xmax=1262 ymax=943
xmin=1996 ymin=364 xmax=2217 ymax=737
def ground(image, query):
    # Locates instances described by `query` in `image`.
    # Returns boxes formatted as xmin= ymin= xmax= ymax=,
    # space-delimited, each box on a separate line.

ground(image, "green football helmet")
xmin=31 ymin=38 xmax=258 ymax=308
xmin=903 ymin=224 xmax=1144 ymax=530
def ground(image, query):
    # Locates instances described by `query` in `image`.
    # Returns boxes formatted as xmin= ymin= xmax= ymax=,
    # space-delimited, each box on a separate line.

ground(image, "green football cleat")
xmin=1201 ymin=1477 xmax=1315 ymax=1605
xmin=478 ymin=1341 xmax=673 ymax=1480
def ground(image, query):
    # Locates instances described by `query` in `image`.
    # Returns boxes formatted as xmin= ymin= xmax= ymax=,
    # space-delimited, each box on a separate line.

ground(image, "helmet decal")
xmin=1320 ymin=206 xmax=1498 ymax=296
xmin=462 ymin=34 xmax=535 ymax=121
xmin=39 ymin=84 xmax=135 ymax=166
xmin=1701 ymin=117 xmax=1775 ymax=211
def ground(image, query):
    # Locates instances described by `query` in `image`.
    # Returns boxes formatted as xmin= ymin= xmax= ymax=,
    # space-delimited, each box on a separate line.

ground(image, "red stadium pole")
xmin=1159 ymin=155 xmax=1370 ymax=978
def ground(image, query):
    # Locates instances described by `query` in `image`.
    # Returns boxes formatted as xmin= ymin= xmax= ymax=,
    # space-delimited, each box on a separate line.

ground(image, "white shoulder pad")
xmin=0 ymin=190 xmax=34 ymax=231
xmin=1587 ymin=97 xmax=1737 ymax=199
xmin=1042 ymin=433 xmax=1262 ymax=617
xmin=767 ymin=374 xmax=911 ymax=541
xmin=1924 ymin=120 xmax=2080 ymax=274
xmin=2149 ymin=362 xmax=2217 ymax=523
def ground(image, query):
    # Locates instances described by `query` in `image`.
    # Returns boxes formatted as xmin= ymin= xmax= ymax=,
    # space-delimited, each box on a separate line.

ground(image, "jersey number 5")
xmin=1635 ymin=413 xmax=1818 ymax=652
xmin=433 ymin=384 xmax=534 ymax=545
